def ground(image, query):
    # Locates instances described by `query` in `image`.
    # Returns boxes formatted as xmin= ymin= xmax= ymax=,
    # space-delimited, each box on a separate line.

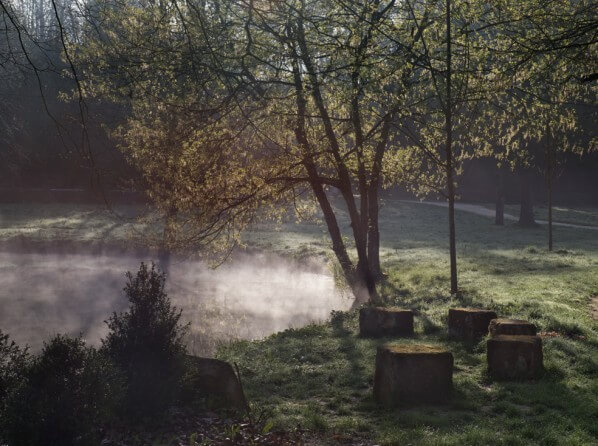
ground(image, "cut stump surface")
xmin=489 ymin=318 xmax=537 ymax=337
xmin=487 ymin=335 xmax=543 ymax=380
xmin=373 ymin=344 xmax=453 ymax=406
xmin=448 ymin=308 xmax=497 ymax=339
xmin=359 ymin=307 xmax=414 ymax=338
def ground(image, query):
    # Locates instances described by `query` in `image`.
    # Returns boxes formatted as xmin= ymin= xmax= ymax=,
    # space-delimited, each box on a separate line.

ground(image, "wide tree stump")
xmin=359 ymin=307 xmax=414 ymax=337
xmin=489 ymin=318 xmax=537 ymax=337
xmin=487 ymin=335 xmax=543 ymax=380
xmin=373 ymin=344 xmax=453 ymax=406
xmin=448 ymin=308 xmax=497 ymax=339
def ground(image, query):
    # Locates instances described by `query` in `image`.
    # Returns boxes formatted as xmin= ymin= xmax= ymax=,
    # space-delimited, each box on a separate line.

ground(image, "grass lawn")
xmin=223 ymin=200 xmax=598 ymax=445
xmin=1 ymin=199 xmax=597 ymax=445
xmin=0 ymin=202 xmax=147 ymax=245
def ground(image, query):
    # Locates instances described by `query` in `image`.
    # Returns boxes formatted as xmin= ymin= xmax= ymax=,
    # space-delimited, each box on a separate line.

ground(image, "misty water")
xmin=0 ymin=250 xmax=353 ymax=354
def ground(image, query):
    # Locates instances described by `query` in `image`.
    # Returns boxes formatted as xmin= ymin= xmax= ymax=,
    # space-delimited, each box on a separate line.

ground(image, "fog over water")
xmin=0 ymin=250 xmax=353 ymax=354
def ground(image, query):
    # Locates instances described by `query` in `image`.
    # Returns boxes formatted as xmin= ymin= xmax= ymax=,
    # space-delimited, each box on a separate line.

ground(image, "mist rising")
xmin=0 ymin=250 xmax=352 ymax=355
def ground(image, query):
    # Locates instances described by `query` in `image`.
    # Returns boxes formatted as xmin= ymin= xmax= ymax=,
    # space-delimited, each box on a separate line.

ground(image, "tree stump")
xmin=184 ymin=356 xmax=249 ymax=411
xmin=448 ymin=308 xmax=497 ymax=339
xmin=488 ymin=318 xmax=537 ymax=337
xmin=487 ymin=335 xmax=543 ymax=380
xmin=373 ymin=344 xmax=453 ymax=406
xmin=359 ymin=307 xmax=414 ymax=337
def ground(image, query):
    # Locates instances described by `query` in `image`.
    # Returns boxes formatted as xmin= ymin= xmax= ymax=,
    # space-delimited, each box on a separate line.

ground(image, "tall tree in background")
xmin=484 ymin=0 xmax=597 ymax=243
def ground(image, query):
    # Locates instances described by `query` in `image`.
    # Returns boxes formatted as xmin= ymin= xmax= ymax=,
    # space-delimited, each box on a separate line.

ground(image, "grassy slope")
xmin=1 ymin=201 xmax=597 ymax=444
xmin=224 ymin=200 xmax=598 ymax=445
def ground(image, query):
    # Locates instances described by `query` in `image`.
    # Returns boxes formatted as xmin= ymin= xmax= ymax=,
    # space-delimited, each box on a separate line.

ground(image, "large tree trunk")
xmin=367 ymin=181 xmax=382 ymax=279
xmin=310 ymin=182 xmax=360 ymax=296
xmin=366 ymin=116 xmax=391 ymax=281
xmin=518 ymin=170 xmax=536 ymax=226
xmin=495 ymin=167 xmax=505 ymax=226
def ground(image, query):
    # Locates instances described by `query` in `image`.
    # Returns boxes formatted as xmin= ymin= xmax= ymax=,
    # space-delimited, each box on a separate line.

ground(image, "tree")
xmin=384 ymin=0 xmax=501 ymax=294
xmin=76 ymin=0 xmax=436 ymax=302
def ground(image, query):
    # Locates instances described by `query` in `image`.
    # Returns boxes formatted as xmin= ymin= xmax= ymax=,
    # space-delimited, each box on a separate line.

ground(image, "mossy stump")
xmin=487 ymin=335 xmax=543 ymax=380
xmin=359 ymin=307 xmax=414 ymax=338
xmin=489 ymin=318 xmax=537 ymax=337
xmin=373 ymin=344 xmax=453 ymax=406
xmin=448 ymin=308 xmax=497 ymax=340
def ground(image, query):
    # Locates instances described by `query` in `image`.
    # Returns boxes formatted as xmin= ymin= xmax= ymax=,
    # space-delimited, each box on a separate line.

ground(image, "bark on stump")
xmin=489 ymin=318 xmax=537 ymax=337
xmin=487 ymin=335 xmax=543 ymax=380
xmin=373 ymin=344 xmax=453 ymax=406
xmin=359 ymin=307 xmax=414 ymax=337
xmin=448 ymin=308 xmax=497 ymax=340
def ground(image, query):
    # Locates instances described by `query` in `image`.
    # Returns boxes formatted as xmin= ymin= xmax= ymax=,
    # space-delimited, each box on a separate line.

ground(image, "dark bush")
xmin=0 ymin=330 xmax=28 ymax=404
xmin=1 ymin=335 xmax=121 ymax=446
xmin=103 ymin=262 xmax=188 ymax=418
xmin=0 ymin=330 xmax=29 ymax=443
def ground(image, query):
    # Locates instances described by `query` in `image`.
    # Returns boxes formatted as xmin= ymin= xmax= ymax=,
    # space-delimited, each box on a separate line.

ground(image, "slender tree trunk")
xmin=447 ymin=173 xmax=458 ymax=294
xmin=495 ymin=167 xmax=505 ymax=225
xmin=518 ymin=170 xmax=536 ymax=226
xmin=548 ymin=176 xmax=553 ymax=251
xmin=545 ymin=121 xmax=554 ymax=251
xmin=446 ymin=0 xmax=458 ymax=294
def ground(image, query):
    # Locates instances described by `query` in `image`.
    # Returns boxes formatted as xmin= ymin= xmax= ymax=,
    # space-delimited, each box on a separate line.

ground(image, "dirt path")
xmin=403 ymin=200 xmax=598 ymax=230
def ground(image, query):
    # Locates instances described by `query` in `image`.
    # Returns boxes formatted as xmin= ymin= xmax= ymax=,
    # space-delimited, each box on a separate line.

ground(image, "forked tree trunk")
xmin=292 ymin=20 xmax=379 ymax=303
xmin=495 ymin=168 xmax=505 ymax=226
xmin=519 ymin=170 xmax=536 ymax=226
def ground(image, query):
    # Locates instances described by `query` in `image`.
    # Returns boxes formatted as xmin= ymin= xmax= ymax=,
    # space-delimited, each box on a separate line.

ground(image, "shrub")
xmin=103 ymin=262 xmax=188 ymax=418
xmin=0 ymin=330 xmax=29 ymax=442
xmin=1 ymin=335 xmax=121 ymax=446
xmin=0 ymin=330 xmax=28 ymax=404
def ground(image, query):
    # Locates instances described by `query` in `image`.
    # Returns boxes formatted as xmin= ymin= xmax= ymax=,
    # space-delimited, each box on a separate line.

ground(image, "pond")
xmin=0 ymin=250 xmax=353 ymax=355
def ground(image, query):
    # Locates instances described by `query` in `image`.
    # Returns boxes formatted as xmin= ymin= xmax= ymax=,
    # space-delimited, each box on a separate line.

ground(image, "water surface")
xmin=0 ymin=250 xmax=352 ymax=354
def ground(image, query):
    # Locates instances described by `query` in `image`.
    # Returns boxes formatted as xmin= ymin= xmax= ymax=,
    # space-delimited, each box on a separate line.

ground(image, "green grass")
xmin=223 ymin=200 xmax=598 ymax=445
xmin=1 ymin=199 xmax=598 ymax=444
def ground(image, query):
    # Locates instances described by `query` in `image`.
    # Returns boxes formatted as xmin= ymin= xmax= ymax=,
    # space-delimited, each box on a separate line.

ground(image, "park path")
xmin=401 ymin=200 xmax=598 ymax=231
